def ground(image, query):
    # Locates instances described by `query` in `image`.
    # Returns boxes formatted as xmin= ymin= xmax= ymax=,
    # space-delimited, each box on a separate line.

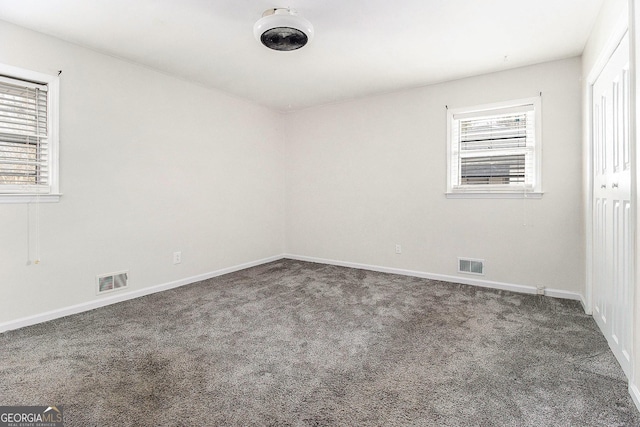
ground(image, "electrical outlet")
xmin=173 ymin=251 xmax=182 ymax=264
xmin=537 ymin=285 xmax=545 ymax=295
xmin=395 ymin=244 xmax=402 ymax=254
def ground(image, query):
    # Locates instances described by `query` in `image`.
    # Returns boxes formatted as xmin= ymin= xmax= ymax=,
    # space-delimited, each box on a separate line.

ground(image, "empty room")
xmin=1 ymin=0 xmax=640 ymax=425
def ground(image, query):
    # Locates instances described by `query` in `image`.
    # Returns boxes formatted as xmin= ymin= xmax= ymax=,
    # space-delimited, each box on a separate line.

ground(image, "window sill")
xmin=445 ymin=192 xmax=543 ymax=199
xmin=0 ymin=194 xmax=62 ymax=203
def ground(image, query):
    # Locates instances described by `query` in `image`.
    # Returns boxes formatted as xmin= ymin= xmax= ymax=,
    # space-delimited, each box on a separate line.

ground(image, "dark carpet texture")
xmin=1 ymin=259 xmax=638 ymax=426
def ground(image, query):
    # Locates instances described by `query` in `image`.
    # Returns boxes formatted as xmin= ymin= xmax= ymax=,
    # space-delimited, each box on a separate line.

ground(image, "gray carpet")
xmin=1 ymin=259 xmax=639 ymax=426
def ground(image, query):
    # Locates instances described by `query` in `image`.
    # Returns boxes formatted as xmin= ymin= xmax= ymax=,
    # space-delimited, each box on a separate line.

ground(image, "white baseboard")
xmin=0 ymin=255 xmax=284 ymax=333
xmin=578 ymin=295 xmax=590 ymax=314
xmin=1 ymin=253 xmax=585 ymax=333
xmin=284 ymin=253 xmax=584 ymax=302
xmin=630 ymin=383 xmax=640 ymax=413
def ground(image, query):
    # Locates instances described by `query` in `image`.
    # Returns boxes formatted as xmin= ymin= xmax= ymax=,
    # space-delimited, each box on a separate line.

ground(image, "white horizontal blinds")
xmin=453 ymin=104 xmax=535 ymax=188
xmin=0 ymin=76 xmax=49 ymax=189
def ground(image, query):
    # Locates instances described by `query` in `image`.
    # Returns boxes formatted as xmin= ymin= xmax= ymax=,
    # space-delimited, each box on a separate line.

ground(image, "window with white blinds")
xmin=447 ymin=97 xmax=542 ymax=198
xmin=0 ymin=65 xmax=59 ymax=202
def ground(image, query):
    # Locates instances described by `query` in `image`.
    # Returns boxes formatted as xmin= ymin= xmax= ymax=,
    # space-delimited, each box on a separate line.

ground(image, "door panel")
xmin=592 ymin=32 xmax=632 ymax=377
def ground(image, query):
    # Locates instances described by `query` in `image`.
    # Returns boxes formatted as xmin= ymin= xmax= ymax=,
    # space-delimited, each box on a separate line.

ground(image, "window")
xmin=446 ymin=97 xmax=542 ymax=198
xmin=0 ymin=64 xmax=59 ymax=203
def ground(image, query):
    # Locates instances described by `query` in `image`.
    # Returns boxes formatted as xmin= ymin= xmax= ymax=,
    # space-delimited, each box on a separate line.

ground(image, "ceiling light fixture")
xmin=254 ymin=8 xmax=314 ymax=51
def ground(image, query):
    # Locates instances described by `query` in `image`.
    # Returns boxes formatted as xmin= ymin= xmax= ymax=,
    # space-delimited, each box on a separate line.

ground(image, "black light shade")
xmin=260 ymin=27 xmax=309 ymax=51
xmin=254 ymin=8 xmax=314 ymax=52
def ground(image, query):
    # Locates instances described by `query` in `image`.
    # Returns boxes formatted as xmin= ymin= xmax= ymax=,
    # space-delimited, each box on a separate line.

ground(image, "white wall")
xmin=285 ymin=58 xmax=584 ymax=295
xmin=583 ymin=0 xmax=628 ymax=72
xmin=0 ymin=21 xmax=285 ymax=325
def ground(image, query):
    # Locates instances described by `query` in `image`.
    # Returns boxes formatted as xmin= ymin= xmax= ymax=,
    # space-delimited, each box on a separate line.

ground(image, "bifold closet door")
xmin=592 ymin=31 xmax=632 ymax=377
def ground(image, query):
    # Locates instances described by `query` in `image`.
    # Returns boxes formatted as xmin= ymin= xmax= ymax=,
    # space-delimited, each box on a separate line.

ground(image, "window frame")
xmin=0 ymin=63 xmax=60 ymax=203
xmin=446 ymin=97 xmax=543 ymax=199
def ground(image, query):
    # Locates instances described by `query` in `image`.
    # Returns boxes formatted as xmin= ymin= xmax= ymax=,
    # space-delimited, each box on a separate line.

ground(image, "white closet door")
xmin=592 ymin=31 xmax=632 ymax=377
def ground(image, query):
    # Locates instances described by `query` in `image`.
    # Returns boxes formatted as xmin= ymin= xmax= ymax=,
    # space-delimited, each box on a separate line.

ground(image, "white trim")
xmin=0 ymin=63 xmax=57 ymax=85
xmin=0 ymin=254 xmax=283 ymax=333
xmin=284 ymin=253 xmax=583 ymax=302
xmin=0 ymin=194 xmax=61 ymax=203
xmin=584 ymin=75 xmax=595 ymax=315
xmin=448 ymin=97 xmax=539 ymax=116
xmin=587 ymin=15 xmax=631 ymax=84
xmin=445 ymin=192 xmax=543 ymax=199
xmin=0 ymin=253 xmax=586 ymax=333
xmin=0 ymin=64 xmax=60 ymax=201
xmin=544 ymin=288 xmax=587 ymax=303
xmin=631 ymin=382 xmax=640 ymax=413
xmin=47 ymin=72 xmax=60 ymax=196
xmin=446 ymin=96 xmax=542 ymax=196
xmin=579 ymin=293 xmax=589 ymax=314
xmin=629 ymin=0 xmax=638 ymax=391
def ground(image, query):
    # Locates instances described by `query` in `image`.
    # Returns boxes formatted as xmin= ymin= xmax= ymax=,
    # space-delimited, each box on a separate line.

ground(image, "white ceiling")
xmin=0 ymin=0 xmax=604 ymax=111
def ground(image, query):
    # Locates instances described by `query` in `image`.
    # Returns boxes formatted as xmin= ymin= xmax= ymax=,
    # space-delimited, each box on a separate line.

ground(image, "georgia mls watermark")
xmin=0 ymin=406 xmax=63 ymax=427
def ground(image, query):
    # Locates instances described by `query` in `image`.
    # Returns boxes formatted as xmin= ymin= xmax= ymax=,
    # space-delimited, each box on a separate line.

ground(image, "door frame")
xmin=630 ymin=0 xmax=640 ymax=407
xmin=585 ymin=11 xmax=629 ymax=317
xmin=586 ymin=1 xmax=639 ymax=395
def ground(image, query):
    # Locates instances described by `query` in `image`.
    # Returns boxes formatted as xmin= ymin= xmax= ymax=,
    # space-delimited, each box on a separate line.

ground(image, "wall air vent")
xmin=458 ymin=258 xmax=484 ymax=275
xmin=96 ymin=271 xmax=128 ymax=294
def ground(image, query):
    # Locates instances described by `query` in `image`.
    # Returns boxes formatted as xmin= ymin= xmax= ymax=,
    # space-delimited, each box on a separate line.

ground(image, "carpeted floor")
xmin=1 ymin=259 xmax=639 ymax=426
